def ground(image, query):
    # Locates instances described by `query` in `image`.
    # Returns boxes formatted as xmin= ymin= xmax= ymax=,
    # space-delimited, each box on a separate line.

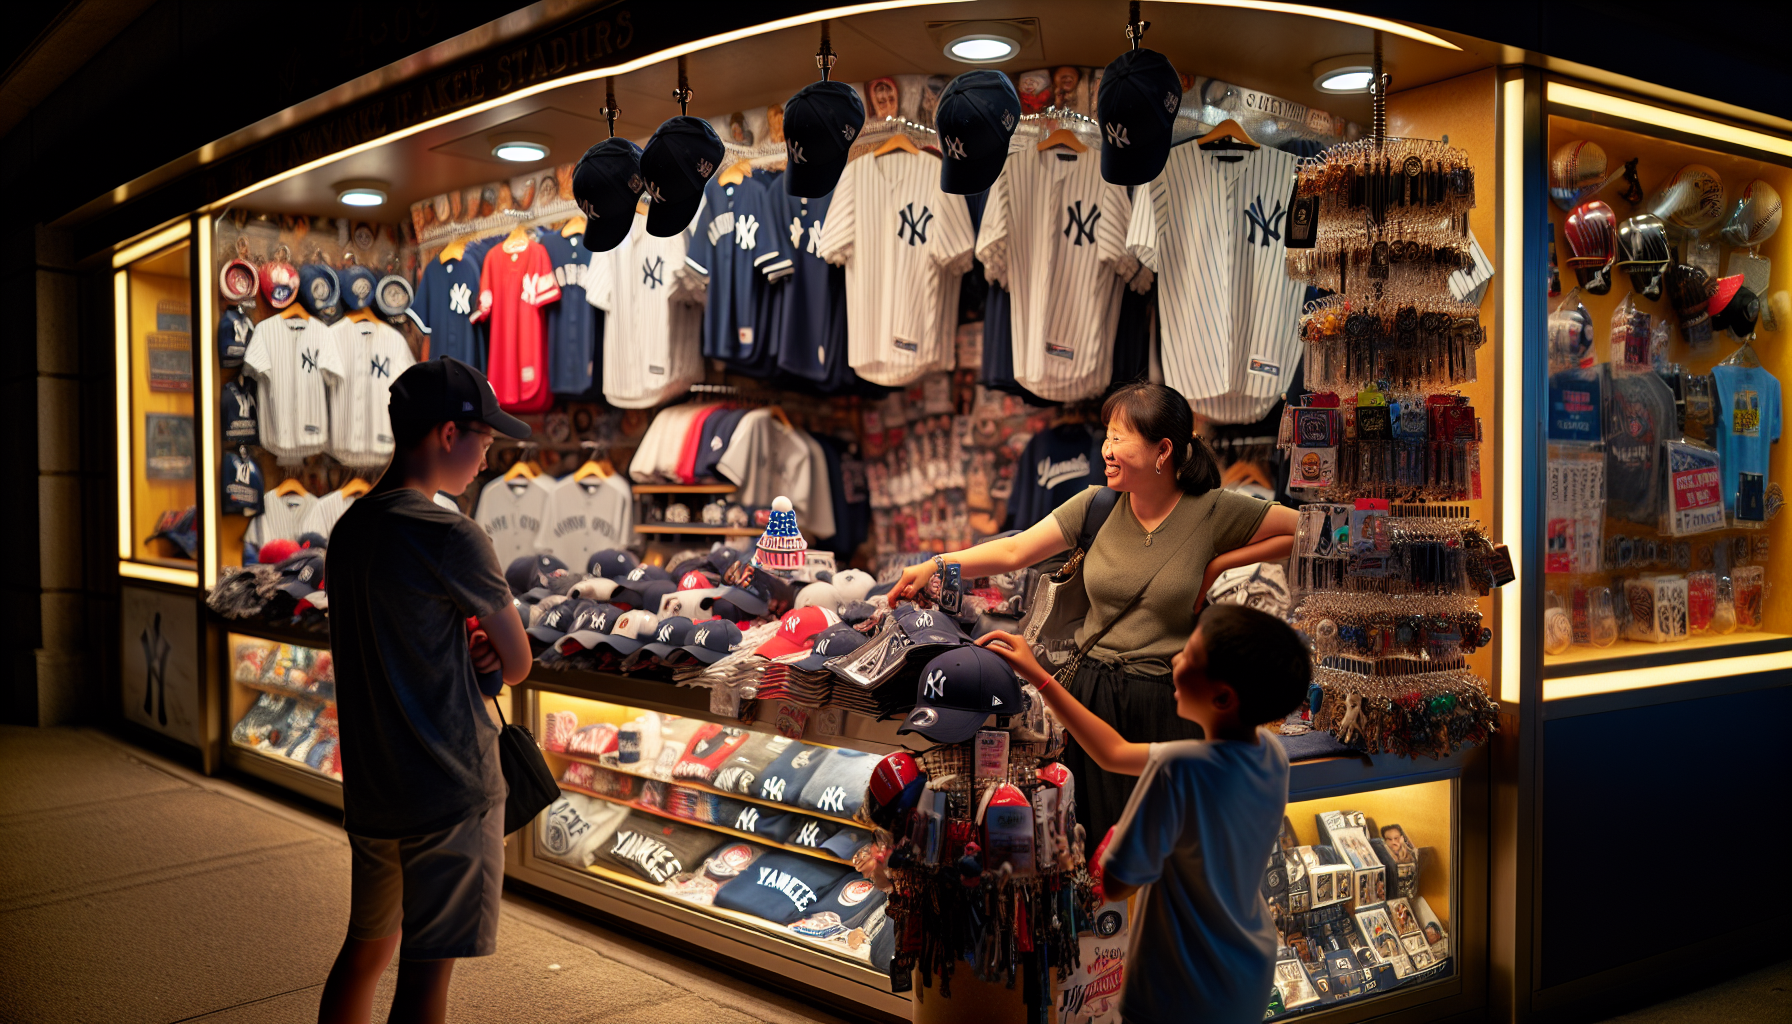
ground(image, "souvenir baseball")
xmin=1647 ymin=164 xmax=1726 ymax=236
xmin=1721 ymin=179 xmax=1782 ymax=250
xmin=219 ymin=238 xmax=259 ymax=303
xmin=1564 ymin=201 xmax=1618 ymax=294
xmin=1616 ymin=214 xmax=1670 ymax=299
xmin=1549 ymin=140 xmax=1607 ymax=211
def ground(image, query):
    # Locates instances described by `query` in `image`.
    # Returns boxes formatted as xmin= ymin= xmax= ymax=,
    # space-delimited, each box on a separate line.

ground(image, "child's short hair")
xmin=1196 ymin=604 xmax=1312 ymax=726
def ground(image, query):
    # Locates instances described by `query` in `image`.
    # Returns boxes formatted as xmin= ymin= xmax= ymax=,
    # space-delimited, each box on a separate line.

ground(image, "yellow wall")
xmin=1286 ymin=778 xmax=1456 ymax=935
xmin=127 ymin=244 xmax=196 ymax=564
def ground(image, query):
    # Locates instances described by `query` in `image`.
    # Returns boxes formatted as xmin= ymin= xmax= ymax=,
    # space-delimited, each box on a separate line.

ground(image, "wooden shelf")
xmin=634 ymin=484 xmax=738 ymax=494
xmin=554 ymin=779 xmax=854 ymax=865
xmin=547 ymin=747 xmax=864 ymax=830
xmin=635 ymin=525 xmax=762 ymax=536
xmin=232 ymin=675 xmax=335 ymax=705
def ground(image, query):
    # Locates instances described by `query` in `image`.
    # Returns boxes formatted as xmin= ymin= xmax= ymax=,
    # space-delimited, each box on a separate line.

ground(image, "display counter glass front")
xmin=117 ymin=234 xmax=198 ymax=581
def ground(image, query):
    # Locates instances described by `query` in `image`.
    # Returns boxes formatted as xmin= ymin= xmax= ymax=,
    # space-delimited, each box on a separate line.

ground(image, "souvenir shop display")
xmin=227 ymin=636 xmax=341 ymax=780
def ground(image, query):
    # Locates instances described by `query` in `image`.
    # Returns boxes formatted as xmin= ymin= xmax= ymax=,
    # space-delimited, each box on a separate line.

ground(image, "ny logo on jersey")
xmin=923 ymin=669 xmax=946 ymax=699
xmin=448 ymin=282 xmax=472 ymax=315
xmin=370 ymin=355 xmax=391 ymax=378
xmin=736 ymin=807 xmax=760 ymax=831
xmin=230 ymin=318 xmax=250 ymax=344
xmin=520 ymin=274 xmax=549 ymax=305
xmin=1104 ymin=122 xmax=1130 ymax=148
xmin=233 ymin=459 xmax=254 ymax=485
xmin=897 ymin=203 xmax=933 ymax=246
xmin=1245 ymin=196 xmax=1286 ymax=247
xmin=789 ymin=216 xmax=805 ymax=251
xmin=788 ymin=140 xmax=806 ymax=165
xmin=735 ymin=213 xmax=761 ymax=250
xmin=1063 ymin=201 xmax=1102 ymax=245
xmin=300 ymin=348 xmax=319 ymax=373
xmin=642 ymin=256 xmax=665 ymax=288
xmin=762 ymin=777 xmax=786 ymax=802
xmin=942 ymin=135 xmax=967 ymax=160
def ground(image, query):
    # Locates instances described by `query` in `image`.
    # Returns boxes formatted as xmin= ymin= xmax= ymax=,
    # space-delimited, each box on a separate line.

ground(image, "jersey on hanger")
xmin=761 ymin=190 xmax=848 ymax=385
xmin=475 ymin=474 xmax=555 ymax=566
xmin=540 ymin=231 xmax=603 ymax=397
xmin=685 ymin=175 xmax=781 ymax=368
xmin=978 ymin=147 xmax=1137 ymax=402
xmin=533 ymin=474 xmax=634 ymax=569
xmin=817 ymin=149 xmax=976 ymax=387
xmin=1127 ymin=142 xmax=1303 ymax=423
xmin=322 ymin=318 xmax=416 ymax=468
xmin=470 ymin=233 xmax=560 ymax=411
xmin=587 ymin=212 xmax=704 ymax=409
xmin=301 ymin=488 xmax=359 ymax=542
xmin=243 ymin=314 xmax=339 ymax=464
xmin=409 ymin=255 xmax=480 ymax=365
xmin=244 ymin=489 xmax=317 ymax=561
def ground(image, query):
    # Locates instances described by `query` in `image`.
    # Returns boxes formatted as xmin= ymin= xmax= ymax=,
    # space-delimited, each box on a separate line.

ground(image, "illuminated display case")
xmin=223 ymin=630 xmax=344 ymax=805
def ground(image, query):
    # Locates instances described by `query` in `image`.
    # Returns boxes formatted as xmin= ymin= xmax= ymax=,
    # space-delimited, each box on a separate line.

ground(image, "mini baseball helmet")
xmin=374 ymin=273 xmax=414 ymax=318
xmin=1648 ymin=164 xmax=1726 ymax=235
xmin=260 ymin=247 xmax=299 ymax=309
xmin=218 ymin=245 xmax=259 ymax=303
xmin=1722 ymin=179 xmax=1783 ymax=250
xmin=339 ymin=255 xmax=379 ymax=311
xmin=1616 ymin=214 xmax=1671 ymax=299
xmin=1549 ymin=140 xmax=1607 ymax=211
xmin=1563 ymin=201 xmax=1618 ymax=295
xmin=297 ymin=260 xmax=342 ymax=317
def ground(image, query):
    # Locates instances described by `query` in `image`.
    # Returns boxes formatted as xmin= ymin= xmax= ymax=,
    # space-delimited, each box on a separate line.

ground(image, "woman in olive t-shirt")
xmin=892 ymin=382 xmax=1297 ymax=845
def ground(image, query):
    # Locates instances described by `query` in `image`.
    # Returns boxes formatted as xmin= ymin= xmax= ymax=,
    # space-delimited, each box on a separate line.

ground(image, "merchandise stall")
xmin=92 ymin=2 xmax=1786 ymax=1022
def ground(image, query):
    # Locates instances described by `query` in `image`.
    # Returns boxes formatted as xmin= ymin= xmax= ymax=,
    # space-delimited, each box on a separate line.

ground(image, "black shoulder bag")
xmin=492 ymin=695 xmax=560 ymax=835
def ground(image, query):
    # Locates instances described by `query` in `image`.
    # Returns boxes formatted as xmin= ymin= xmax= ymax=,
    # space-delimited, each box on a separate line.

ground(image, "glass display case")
xmin=116 ymin=232 xmax=198 ymax=583
xmin=226 ymin=633 xmax=342 ymax=796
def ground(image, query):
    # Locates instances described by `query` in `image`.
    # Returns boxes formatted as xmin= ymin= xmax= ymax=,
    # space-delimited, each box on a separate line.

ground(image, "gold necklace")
xmin=1136 ymin=495 xmax=1180 ymax=547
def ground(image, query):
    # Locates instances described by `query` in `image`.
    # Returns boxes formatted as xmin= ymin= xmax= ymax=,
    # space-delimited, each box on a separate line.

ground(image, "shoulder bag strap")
xmin=1077 ymin=487 xmax=1121 ymax=553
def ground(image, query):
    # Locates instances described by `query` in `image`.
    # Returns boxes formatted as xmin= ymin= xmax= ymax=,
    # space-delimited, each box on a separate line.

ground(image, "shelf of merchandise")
xmin=548 ymin=747 xmax=866 ymax=830
xmin=217 ymin=616 xmax=333 ymax=651
xmin=226 ymin=737 xmax=345 ymax=807
xmin=634 ymin=484 xmax=739 ymax=494
xmin=551 ymin=777 xmax=855 ymax=865
xmin=635 ymin=525 xmax=763 ymax=536
xmin=1286 ymin=747 xmax=1474 ymax=803
xmin=232 ymin=676 xmax=334 ymax=704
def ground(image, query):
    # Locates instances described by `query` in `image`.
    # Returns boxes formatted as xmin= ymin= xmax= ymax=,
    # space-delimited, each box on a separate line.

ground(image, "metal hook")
xmin=673 ymin=57 xmax=691 ymax=115
xmin=816 ymin=20 xmax=837 ymax=81
xmin=1125 ymin=0 xmax=1148 ymax=49
xmin=601 ymin=76 xmax=619 ymax=138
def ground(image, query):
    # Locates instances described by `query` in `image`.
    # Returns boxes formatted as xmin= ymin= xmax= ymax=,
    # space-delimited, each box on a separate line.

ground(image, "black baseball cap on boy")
xmin=1097 ymin=48 xmax=1183 ymax=185
xmin=572 ymin=138 xmax=647 ymax=252
xmin=783 ymin=80 xmax=865 ymax=198
xmin=935 ymin=70 xmax=1021 ymax=195
xmin=388 ymin=356 xmax=531 ymax=441
xmin=641 ymin=116 xmax=725 ymax=237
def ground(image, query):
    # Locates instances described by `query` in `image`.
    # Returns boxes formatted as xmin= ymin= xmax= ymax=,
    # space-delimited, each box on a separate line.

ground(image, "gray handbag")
xmin=1018 ymin=488 xmax=1120 ymax=672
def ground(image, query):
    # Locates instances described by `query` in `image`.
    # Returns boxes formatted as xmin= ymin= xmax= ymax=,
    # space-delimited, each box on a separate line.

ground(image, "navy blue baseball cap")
xmin=899 ymin=645 xmax=1023 ymax=744
xmin=295 ymin=532 xmax=328 ymax=550
xmin=614 ymin=564 xmax=672 ymax=606
xmin=572 ymin=137 xmax=648 ymax=252
xmin=1097 ymin=48 xmax=1183 ymax=186
xmin=297 ymin=262 xmax=341 ymax=317
xmin=640 ymin=116 xmax=725 ymax=237
xmin=896 ymin=605 xmax=964 ymax=648
xmin=936 ymin=70 xmax=1021 ymax=195
xmin=506 ymin=553 xmax=570 ymax=597
xmin=276 ymin=549 xmax=327 ymax=601
xmin=636 ymin=615 xmax=697 ymax=661
xmin=782 ymin=80 xmax=865 ymax=198
xmin=526 ymin=597 xmax=598 ymax=648
xmin=389 ymin=355 xmax=531 ymax=441
xmin=339 ymin=263 xmax=380 ymax=311
xmin=217 ymin=308 xmax=251 ymax=368
xmin=795 ymin=623 xmax=869 ymax=671
xmin=683 ymin=618 xmax=746 ymax=665
xmin=587 ymin=548 xmax=640 ymax=579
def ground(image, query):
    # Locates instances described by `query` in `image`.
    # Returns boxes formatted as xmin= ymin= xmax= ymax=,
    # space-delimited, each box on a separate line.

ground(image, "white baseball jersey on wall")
xmin=626 ymin=402 xmax=713 ymax=484
xmin=243 ymin=315 xmax=339 ymax=463
xmin=244 ymin=489 xmax=317 ymax=556
xmin=299 ymin=488 xmax=359 ymax=542
xmin=978 ymin=147 xmax=1137 ymax=401
xmin=716 ymin=408 xmax=813 ymax=515
xmin=475 ymin=474 xmax=554 ymax=565
xmin=1126 ymin=142 xmax=1303 ymax=423
xmin=817 ymin=150 xmax=976 ymax=386
xmin=322 ymin=317 xmax=416 ymax=467
xmin=532 ymin=473 xmax=634 ymax=569
xmin=587 ymin=212 xmax=705 ymax=409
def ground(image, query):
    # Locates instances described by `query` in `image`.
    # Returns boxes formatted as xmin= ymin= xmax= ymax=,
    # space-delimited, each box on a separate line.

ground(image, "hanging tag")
xmin=1487 ymin=544 xmax=1516 ymax=587
xmin=975 ymin=729 xmax=1010 ymax=787
xmin=1287 ymin=185 xmax=1320 ymax=249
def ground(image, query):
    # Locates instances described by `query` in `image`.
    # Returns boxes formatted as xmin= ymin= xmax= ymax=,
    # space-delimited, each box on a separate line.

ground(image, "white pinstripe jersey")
xmin=244 ymin=489 xmax=317 ymax=553
xmin=300 ymin=488 xmax=359 ymax=542
xmin=243 ymin=315 xmax=338 ymax=463
xmin=322 ymin=318 xmax=416 ymax=468
xmin=532 ymin=473 xmax=634 ymax=569
xmin=817 ymin=150 xmax=976 ymax=386
xmin=1126 ymin=143 xmax=1303 ymax=423
xmin=475 ymin=474 xmax=554 ymax=566
xmin=978 ymin=147 xmax=1137 ymax=401
xmin=587 ymin=212 xmax=704 ymax=409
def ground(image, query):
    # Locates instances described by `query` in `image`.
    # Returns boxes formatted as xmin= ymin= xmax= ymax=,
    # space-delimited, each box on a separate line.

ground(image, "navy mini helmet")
xmin=935 ymin=70 xmax=1021 ymax=195
xmin=640 ymin=116 xmax=725 ymax=237
xmin=1097 ymin=48 xmax=1183 ymax=185
xmin=572 ymin=137 xmax=647 ymax=252
xmin=783 ymin=80 xmax=865 ymax=198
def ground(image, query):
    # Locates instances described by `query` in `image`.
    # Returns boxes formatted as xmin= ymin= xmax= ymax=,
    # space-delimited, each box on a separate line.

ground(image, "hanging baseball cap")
xmin=506 ymin=553 xmax=571 ymax=597
xmin=217 ymin=308 xmax=252 ymax=368
xmin=936 ymin=70 xmax=1021 ymax=195
xmin=641 ymin=116 xmax=725 ymax=237
xmin=221 ymin=451 xmax=263 ymax=517
xmin=297 ymin=262 xmax=341 ymax=317
xmin=572 ymin=137 xmax=648 ymax=252
xmin=339 ymin=262 xmax=380 ymax=311
xmin=1711 ymin=276 xmax=1760 ymax=338
xmin=389 ymin=355 xmax=531 ymax=443
xmin=682 ymin=618 xmax=746 ymax=665
xmin=587 ymin=548 xmax=641 ymax=580
xmin=1097 ymin=47 xmax=1183 ymax=185
xmin=758 ymin=606 xmax=844 ymax=659
xmin=899 ymin=645 xmax=1023 ymax=745
xmin=782 ymin=80 xmax=866 ymax=198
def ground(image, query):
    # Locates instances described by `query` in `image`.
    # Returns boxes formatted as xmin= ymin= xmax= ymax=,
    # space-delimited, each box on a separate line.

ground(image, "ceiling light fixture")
xmin=489 ymin=132 xmax=553 ymax=162
xmin=335 ymin=181 xmax=389 ymax=207
xmin=1312 ymin=55 xmax=1381 ymax=94
xmin=946 ymin=33 xmax=1017 ymax=62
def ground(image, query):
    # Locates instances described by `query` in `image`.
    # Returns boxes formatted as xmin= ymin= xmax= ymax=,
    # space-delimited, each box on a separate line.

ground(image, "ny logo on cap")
xmin=788 ymin=141 xmax=806 ymax=165
xmin=693 ymin=627 xmax=711 ymax=645
xmin=1000 ymin=110 xmax=1015 ymax=131
xmin=841 ymin=122 xmax=858 ymax=140
xmin=1105 ymin=123 xmax=1130 ymax=148
xmin=644 ymin=181 xmax=665 ymax=202
xmin=923 ymin=669 xmax=945 ymax=699
xmin=657 ymin=624 xmax=676 ymax=642
xmin=942 ymin=136 xmax=967 ymax=161
xmin=912 ymin=611 xmax=934 ymax=628
xmin=1064 ymin=201 xmax=1101 ymax=245
xmin=233 ymin=459 xmax=253 ymax=484
xmin=736 ymin=807 xmax=760 ymax=831
xmin=697 ymin=158 xmax=714 ymax=179
xmin=627 ymin=173 xmax=645 ymax=193
xmin=1163 ymin=91 xmax=1179 ymax=113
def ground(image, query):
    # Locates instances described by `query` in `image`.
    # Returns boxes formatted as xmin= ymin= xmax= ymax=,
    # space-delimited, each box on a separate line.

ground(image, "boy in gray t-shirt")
xmin=979 ymin=605 xmax=1311 ymax=1024
xmin=319 ymin=357 xmax=535 ymax=1024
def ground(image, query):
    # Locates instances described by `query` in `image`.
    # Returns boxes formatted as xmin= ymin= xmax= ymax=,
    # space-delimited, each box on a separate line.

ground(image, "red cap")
xmin=1710 ymin=274 xmax=1745 ymax=315
xmin=755 ymin=606 xmax=842 ymax=659
xmin=1036 ymin=762 xmax=1071 ymax=789
xmin=258 ymin=538 xmax=300 ymax=564
xmin=867 ymin=751 xmax=925 ymax=828
xmin=679 ymin=569 xmax=720 ymax=590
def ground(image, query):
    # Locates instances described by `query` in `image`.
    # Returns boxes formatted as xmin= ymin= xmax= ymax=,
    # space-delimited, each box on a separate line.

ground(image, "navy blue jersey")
xmin=693 ymin=406 xmax=750 ymax=482
xmin=686 ymin=175 xmax=780 ymax=367
xmin=763 ymin=189 xmax=849 ymax=385
xmin=1006 ymin=424 xmax=1104 ymax=529
xmin=409 ymin=253 xmax=481 ymax=367
xmin=459 ymin=236 xmax=502 ymax=372
xmin=1110 ymin=275 xmax=1154 ymax=389
xmin=968 ymin=184 xmax=1042 ymax=403
xmin=539 ymin=231 xmax=603 ymax=397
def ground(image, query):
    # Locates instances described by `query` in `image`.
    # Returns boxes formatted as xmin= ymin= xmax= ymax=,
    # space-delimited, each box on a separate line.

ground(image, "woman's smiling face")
xmin=1101 ymin=412 xmax=1166 ymax=493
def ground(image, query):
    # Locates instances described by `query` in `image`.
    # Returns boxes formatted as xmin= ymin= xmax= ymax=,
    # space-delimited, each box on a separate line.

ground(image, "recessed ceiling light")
xmin=335 ymin=181 xmax=389 ymax=207
xmin=945 ymin=32 xmax=1017 ymax=63
xmin=488 ymin=132 xmax=552 ymax=163
xmin=1312 ymin=55 xmax=1385 ymax=94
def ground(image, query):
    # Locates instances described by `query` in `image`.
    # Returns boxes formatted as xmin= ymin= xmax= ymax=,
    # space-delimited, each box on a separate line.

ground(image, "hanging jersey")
xmin=244 ymin=489 xmax=317 ymax=560
xmin=243 ymin=314 xmax=339 ymax=464
xmin=1127 ymin=143 xmax=1303 ymax=423
xmin=763 ymin=191 xmax=848 ymax=384
xmin=540 ymin=231 xmax=602 ymax=397
xmin=322 ymin=318 xmax=416 ymax=468
xmin=685 ymin=175 xmax=780 ymax=367
xmin=532 ymin=473 xmax=634 ymax=570
xmin=588 ymin=212 xmax=704 ymax=409
xmin=470 ymin=234 xmax=560 ymax=411
xmin=475 ymin=474 xmax=555 ymax=566
xmin=817 ymin=149 xmax=976 ymax=386
xmin=408 ymin=255 xmax=480 ymax=365
xmin=300 ymin=487 xmax=359 ymax=542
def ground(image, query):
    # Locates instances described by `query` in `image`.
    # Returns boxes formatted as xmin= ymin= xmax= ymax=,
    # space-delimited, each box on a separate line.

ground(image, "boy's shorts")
xmin=347 ymin=804 xmax=503 ymax=960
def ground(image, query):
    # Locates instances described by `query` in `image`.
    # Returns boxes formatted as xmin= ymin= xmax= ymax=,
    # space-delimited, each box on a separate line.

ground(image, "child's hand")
xmin=467 ymin=617 xmax=501 ymax=674
xmin=974 ymin=630 xmax=1054 ymax=688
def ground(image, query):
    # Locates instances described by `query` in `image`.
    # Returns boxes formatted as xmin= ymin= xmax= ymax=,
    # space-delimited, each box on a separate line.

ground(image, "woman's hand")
xmin=974 ymin=630 xmax=1055 ymax=689
xmin=891 ymin=559 xmax=939 ymax=602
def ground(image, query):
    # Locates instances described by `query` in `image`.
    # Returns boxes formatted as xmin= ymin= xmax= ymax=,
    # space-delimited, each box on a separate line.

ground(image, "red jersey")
xmin=471 ymin=234 xmax=559 ymax=411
